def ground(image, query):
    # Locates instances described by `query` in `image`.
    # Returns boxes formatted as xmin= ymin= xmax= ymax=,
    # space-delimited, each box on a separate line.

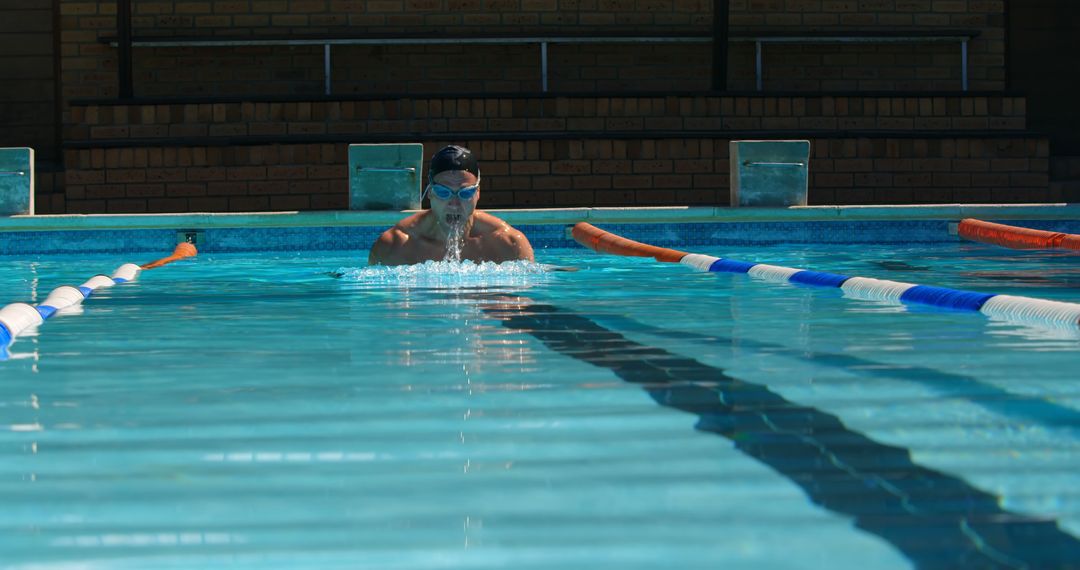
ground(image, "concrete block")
xmin=730 ymin=140 xmax=810 ymax=207
xmin=348 ymin=143 xmax=423 ymax=210
xmin=0 ymin=147 xmax=34 ymax=215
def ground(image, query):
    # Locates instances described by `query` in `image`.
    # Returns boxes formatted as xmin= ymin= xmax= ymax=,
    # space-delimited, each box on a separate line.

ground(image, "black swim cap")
xmin=428 ymin=145 xmax=479 ymax=181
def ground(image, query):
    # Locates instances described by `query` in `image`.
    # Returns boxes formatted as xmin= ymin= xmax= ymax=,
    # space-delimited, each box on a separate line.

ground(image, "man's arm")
xmin=368 ymin=228 xmax=409 ymax=266
xmin=494 ymin=227 xmax=535 ymax=262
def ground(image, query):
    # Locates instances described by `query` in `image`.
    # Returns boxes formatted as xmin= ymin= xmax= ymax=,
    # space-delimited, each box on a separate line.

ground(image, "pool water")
xmin=0 ymin=243 xmax=1078 ymax=569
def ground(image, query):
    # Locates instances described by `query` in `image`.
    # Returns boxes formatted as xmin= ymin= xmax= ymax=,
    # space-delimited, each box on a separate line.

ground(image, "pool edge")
xmin=2 ymin=203 xmax=1078 ymax=231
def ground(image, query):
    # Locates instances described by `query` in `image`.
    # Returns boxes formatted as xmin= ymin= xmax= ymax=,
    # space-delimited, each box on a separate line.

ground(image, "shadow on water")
xmin=869 ymin=260 xmax=932 ymax=272
xmin=590 ymin=313 xmax=1080 ymax=439
xmin=477 ymin=298 xmax=1080 ymax=570
xmin=959 ymin=271 xmax=1080 ymax=288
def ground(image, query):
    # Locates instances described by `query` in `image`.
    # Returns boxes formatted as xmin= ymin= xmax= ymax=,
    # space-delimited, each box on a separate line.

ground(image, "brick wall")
xmin=61 ymin=134 xmax=1051 ymax=214
xmin=58 ymin=0 xmax=1005 ymax=102
xmin=65 ymin=94 xmax=1029 ymax=143
xmin=809 ymin=136 xmax=1049 ymax=204
xmin=1 ymin=2 xmax=58 ymax=161
xmin=728 ymin=0 xmax=1006 ymax=91
xmin=1009 ymin=0 xmax=1080 ymax=154
xmin=57 ymin=93 xmax=1043 ymax=213
xmin=63 ymin=143 xmax=348 ymax=213
xmin=47 ymin=1 xmax=1035 ymax=215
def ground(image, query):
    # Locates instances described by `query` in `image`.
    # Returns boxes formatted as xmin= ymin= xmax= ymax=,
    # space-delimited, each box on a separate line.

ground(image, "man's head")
xmin=425 ymin=145 xmax=481 ymax=231
xmin=428 ymin=144 xmax=479 ymax=183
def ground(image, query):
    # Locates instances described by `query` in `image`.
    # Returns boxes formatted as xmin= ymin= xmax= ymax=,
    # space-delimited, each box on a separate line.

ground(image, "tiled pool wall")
xmin=2 ymin=219 xmax=1080 ymax=256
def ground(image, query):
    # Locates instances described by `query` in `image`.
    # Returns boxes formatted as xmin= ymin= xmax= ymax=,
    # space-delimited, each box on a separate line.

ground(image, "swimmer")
xmin=368 ymin=145 xmax=535 ymax=266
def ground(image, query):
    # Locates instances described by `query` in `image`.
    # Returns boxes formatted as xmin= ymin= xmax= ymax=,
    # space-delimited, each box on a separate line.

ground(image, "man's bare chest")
xmin=405 ymin=235 xmax=490 ymax=263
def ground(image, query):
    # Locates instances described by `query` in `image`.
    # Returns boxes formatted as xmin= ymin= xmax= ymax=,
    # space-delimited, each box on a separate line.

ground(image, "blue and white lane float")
xmin=572 ymin=222 xmax=1080 ymax=328
xmin=0 ymin=243 xmax=196 ymax=351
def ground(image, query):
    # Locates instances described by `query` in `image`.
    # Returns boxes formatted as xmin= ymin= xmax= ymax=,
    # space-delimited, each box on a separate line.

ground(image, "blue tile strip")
xmin=2 ymin=219 xmax=1080 ymax=256
xmin=0 ymin=230 xmax=177 ymax=256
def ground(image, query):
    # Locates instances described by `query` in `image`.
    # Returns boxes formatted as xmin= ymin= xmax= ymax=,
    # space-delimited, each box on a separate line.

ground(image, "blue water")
xmin=0 ymin=242 xmax=1078 ymax=569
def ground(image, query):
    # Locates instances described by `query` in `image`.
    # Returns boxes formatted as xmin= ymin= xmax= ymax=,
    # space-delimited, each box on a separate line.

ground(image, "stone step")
xmin=65 ymin=94 xmax=1029 ymax=144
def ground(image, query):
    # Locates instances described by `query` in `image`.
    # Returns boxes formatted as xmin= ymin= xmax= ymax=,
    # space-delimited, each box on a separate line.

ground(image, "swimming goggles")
xmin=424 ymin=180 xmax=479 ymax=201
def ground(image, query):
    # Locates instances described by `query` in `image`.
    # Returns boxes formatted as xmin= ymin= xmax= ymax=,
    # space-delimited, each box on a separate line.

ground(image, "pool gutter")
xmin=1 ymin=203 xmax=1079 ymax=232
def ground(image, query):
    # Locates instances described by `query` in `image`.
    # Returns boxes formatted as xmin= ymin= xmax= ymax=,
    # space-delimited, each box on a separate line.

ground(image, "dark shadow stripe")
xmin=591 ymin=313 xmax=1080 ymax=437
xmin=71 ymin=90 xmax=1023 ymax=107
xmin=61 ymin=130 xmax=1044 ymax=149
xmin=483 ymin=302 xmax=1080 ymax=570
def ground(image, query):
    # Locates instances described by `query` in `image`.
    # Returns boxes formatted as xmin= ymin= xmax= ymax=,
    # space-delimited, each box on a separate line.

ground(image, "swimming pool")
xmin=1 ymin=219 xmax=1078 ymax=569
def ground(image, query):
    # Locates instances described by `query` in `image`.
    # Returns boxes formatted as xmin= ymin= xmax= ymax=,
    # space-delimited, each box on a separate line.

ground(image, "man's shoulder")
xmin=473 ymin=211 xmax=520 ymax=236
xmin=473 ymin=211 xmax=534 ymax=261
xmin=375 ymin=226 xmax=409 ymax=245
xmin=370 ymin=213 xmax=429 ymax=265
xmin=378 ymin=211 xmax=430 ymax=239
xmin=391 ymin=211 xmax=428 ymax=232
xmin=369 ymin=227 xmax=406 ymax=265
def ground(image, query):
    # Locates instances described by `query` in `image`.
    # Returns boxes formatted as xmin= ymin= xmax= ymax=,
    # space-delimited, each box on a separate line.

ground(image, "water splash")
xmin=334 ymin=260 xmax=550 ymax=289
xmin=442 ymin=221 xmax=465 ymax=263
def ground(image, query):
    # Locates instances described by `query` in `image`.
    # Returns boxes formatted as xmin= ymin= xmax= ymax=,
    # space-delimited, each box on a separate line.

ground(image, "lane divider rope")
xmin=0 ymin=243 xmax=197 ymax=350
xmin=572 ymin=222 xmax=1080 ymax=327
xmin=958 ymin=218 xmax=1080 ymax=251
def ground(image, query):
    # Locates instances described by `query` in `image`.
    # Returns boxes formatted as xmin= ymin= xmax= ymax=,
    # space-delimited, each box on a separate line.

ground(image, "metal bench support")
xmin=751 ymin=35 xmax=974 ymax=92
xmin=107 ymin=26 xmax=978 ymax=97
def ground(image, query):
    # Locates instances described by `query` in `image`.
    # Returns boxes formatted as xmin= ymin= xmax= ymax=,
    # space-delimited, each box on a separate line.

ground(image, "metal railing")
xmin=107 ymin=0 xmax=977 ymax=98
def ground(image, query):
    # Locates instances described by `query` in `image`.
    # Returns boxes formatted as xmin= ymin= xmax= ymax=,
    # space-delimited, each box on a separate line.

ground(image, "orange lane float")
xmin=141 ymin=242 xmax=198 ymax=269
xmin=571 ymin=222 xmax=688 ymax=262
xmin=958 ymin=219 xmax=1080 ymax=251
